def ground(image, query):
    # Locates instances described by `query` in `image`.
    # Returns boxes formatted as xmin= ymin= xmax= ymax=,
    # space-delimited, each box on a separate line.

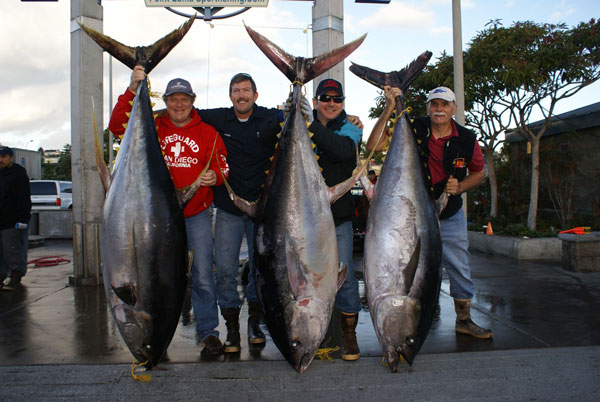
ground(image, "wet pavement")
xmin=1 ymin=238 xmax=600 ymax=401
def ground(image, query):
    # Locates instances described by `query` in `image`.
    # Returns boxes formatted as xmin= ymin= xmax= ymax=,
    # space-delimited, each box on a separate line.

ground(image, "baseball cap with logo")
xmin=426 ymin=86 xmax=456 ymax=103
xmin=164 ymin=78 xmax=196 ymax=97
xmin=0 ymin=146 xmax=14 ymax=156
xmin=315 ymin=78 xmax=344 ymax=97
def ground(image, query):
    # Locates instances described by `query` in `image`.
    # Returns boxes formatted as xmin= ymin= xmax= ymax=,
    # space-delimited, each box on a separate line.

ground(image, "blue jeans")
xmin=214 ymin=209 xmax=258 ymax=308
xmin=186 ymin=208 xmax=218 ymax=340
xmin=0 ymin=226 xmax=29 ymax=282
xmin=334 ymin=221 xmax=360 ymax=314
xmin=440 ymin=208 xmax=475 ymax=300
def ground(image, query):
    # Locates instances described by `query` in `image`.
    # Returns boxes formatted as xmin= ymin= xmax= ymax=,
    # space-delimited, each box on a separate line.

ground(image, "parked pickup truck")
xmin=30 ymin=180 xmax=73 ymax=210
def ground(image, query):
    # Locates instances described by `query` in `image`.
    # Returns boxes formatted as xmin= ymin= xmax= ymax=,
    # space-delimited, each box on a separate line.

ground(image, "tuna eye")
xmin=407 ymin=337 xmax=415 ymax=346
xmin=291 ymin=341 xmax=300 ymax=350
xmin=145 ymin=344 xmax=152 ymax=351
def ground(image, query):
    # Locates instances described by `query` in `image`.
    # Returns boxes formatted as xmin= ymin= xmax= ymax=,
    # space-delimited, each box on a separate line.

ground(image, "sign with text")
xmin=145 ymin=0 xmax=269 ymax=7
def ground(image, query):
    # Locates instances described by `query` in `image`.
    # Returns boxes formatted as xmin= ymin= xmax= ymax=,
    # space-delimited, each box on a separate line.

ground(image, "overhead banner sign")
xmin=145 ymin=0 xmax=269 ymax=7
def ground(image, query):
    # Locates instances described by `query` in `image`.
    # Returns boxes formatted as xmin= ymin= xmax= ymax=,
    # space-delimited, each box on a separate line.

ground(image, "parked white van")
xmin=30 ymin=180 xmax=73 ymax=210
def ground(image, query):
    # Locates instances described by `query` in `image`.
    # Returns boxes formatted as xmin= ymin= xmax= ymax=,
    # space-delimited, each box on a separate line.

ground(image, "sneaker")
xmin=3 ymin=277 xmax=21 ymax=291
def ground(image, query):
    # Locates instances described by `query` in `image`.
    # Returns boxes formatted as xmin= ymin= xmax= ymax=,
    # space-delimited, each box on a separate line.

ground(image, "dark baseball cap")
xmin=0 ymin=146 xmax=14 ymax=156
xmin=315 ymin=78 xmax=344 ymax=97
xmin=164 ymin=78 xmax=196 ymax=97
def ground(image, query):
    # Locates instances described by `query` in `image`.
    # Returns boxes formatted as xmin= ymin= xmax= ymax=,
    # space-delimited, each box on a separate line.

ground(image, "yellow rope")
xmin=131 ymin=360 xmax=152 ymax=382
xmin=381 ymin=355 xmax=389 ymax=367
xmin=315 ymin=346 xmax=340 ymax=361
xmin=290 ymin=81 xmax=307 ymax=96
xmin=383 ymin=106 xmax=412 ymax=151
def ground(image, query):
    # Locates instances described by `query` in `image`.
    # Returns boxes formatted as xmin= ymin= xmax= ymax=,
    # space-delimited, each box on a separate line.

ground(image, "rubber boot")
xmin=247 ymin=301 xmax=266 ymax=345
xmin=454 ymin=298 xmax=493 ymax=339
xmin=341 ymin=312 xmax=360 ymax=361
xmin=202 ymin=335 xmax=223 ymax=356
xmin=221 ymin=307 xmax=241 ymax=353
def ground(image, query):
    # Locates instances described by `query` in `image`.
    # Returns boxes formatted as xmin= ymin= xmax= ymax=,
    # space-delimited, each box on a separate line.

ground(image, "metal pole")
xmin=452 ymin=0 xmax=468 ymax=217
xmin=312 ymin=0 xmax=344 ymax=96
xmin=452 ymin=0 xmax=465 ymax=125
xmin=70 ymin=0 xmax=104 ymax=286
xmin=108 ymin=55 xmax=114 ymax=167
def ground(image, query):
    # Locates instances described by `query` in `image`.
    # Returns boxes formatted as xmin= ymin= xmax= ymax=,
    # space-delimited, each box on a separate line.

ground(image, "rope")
xmin=315 ymin=346 xmax=340 ymax=361
xmin=27 ymin=256 xmax=71 ymax=268
xmin=131 ymin=360 xmax=152 ymax=382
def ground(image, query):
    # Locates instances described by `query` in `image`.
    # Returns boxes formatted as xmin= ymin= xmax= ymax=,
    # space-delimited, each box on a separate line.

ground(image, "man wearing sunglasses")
xmin=309 ymin=78 xmax=363 ymax=362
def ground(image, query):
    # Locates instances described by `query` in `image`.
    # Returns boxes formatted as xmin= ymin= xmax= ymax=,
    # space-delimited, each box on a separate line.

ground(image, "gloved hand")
xmin=300 ymin=95 xmax=314 ymax=125
xmin=281 ymin=93 xmax=293 ymax=117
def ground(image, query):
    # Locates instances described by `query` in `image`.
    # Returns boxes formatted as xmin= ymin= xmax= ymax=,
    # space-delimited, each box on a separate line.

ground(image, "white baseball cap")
xmin=427 ymin=86 xmax=456 ymax=103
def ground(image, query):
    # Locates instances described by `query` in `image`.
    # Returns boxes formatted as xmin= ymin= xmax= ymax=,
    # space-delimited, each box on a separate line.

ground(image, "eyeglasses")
xmin=318 ymin=95 xmax=345 ymax=104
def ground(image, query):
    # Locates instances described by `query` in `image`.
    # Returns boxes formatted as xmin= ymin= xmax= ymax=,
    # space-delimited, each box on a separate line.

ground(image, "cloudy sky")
xmin=1 ymin=0 xmax=598 ymax=151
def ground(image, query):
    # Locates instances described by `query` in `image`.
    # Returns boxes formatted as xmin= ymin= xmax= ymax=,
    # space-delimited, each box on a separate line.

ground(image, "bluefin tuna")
xmin=79 ymin=18 xmax=194 ymax=369
xmin=243 ymin=25 xmax=366 ymax=372
xmin=349 ymin=53 xmax=442 ymax=372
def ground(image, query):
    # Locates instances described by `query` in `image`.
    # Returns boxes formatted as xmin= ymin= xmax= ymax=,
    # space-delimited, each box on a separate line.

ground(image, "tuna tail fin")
xmin=349 ymin=51 xmax=432 ymax=91
xmin=245 ymin=23 xmax=366 ymax=84
xmin=77 ymin=15 xmax=195 ymax=73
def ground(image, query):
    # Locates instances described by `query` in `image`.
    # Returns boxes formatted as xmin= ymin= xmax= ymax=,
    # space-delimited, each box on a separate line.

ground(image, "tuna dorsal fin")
xmin=337 ymin=262 xmax=348 ymax=292
xmin=286 ymin=232 xmax=307 ymax=300
xmin=112 ymin=283 xmax=137 ymax=306
xmin=77 ymin=15 xmax=194 ymax=73
xmin=349 ymin=51 xmax=432 ymax=91
xmin=401 ymin=236 xmax=421 ymax=295
xmin=245 ymin=23 xmax=366 ymax=84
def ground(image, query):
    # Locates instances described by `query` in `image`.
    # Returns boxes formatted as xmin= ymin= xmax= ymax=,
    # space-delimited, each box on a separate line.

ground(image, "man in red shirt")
xmin=366 ymin=85 xmax=492 ymax=340
xmin=109 ymin=66 xmax=230 ymax=356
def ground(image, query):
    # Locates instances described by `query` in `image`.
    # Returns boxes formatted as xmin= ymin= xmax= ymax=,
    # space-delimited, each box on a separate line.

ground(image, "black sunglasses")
xmin=318 ymin=95 xmax=345 ymax=103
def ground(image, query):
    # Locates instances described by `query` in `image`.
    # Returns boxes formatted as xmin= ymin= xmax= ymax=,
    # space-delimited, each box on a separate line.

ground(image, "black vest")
xmin=410 ymin=117 xmax=477 ymax=220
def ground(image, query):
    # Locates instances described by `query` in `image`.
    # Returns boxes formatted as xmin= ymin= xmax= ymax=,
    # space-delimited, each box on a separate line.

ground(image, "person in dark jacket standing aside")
xmin=366 ymin=85 xmax=492 ymax=340
xmin=0 ymin=146 xmax=32 ymax=291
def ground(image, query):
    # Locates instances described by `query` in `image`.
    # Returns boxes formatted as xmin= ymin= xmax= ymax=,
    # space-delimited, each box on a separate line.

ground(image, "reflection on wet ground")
xmin=1 ymin=239 xmax=599 ymax=366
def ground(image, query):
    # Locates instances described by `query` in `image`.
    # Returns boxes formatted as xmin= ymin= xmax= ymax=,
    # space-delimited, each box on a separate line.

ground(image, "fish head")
xmin=288 ymin=297 xmax=330 ymax=372
xmin=113 ymin=304 xmax=158 ymax=368
xmin=374 ymin=295 xmax=421 ymax=370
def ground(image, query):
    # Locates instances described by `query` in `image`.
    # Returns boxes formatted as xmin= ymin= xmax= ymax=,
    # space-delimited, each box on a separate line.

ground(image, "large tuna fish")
xmin=349 ymin=53 xmax=442 ymax=372
xmin=80 ymin=18 xmax=195 ymax=369
xmin=242 ymin=25 xmax=366 ymax=372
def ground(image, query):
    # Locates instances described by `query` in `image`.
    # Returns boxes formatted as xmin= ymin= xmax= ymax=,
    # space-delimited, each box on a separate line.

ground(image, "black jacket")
xmin=0 ymin=163 xmax=31 ymax=229
xmin=261 ymin=109 xmax=361 ymax=226
xmin=309 ymin=111 xmax=361 ymax=226
xmin=411 ymin=116 xmax=477 ymax=220
xmin=197 ymin=105 xmax=279 ymax=216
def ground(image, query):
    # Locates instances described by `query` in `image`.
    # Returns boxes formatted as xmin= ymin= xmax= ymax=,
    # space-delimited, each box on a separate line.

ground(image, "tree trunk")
xmin=527 ymin=137 xmax=540 ymax=230
xmin=484 ymin=147 xmax=497 ymax=217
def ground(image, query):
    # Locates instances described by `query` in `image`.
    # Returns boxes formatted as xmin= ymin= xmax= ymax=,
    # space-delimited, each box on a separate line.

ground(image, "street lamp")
xmin=25 ymin=140 xmax=34 ymax=149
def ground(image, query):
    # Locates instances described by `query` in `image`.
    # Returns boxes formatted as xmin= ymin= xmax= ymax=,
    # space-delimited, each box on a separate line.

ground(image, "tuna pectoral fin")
xmin=401 ymin=237 xmax=421 ymax=295
xmin=177 ymin=135 xmax=218 ymax=206
xmin=112 ymin=283 xmax=137 ymax=306
xmin=359 ymin=174 xmax=375 ymax=201
xmin=349 ymin=51 xmax=432 ymax=91
xmin=186 ymin=251 xmax=194 ymax=280
xmin=337 ymin=262 xmax=348 ymax=292
xmin=245 ymin=23 xmax=366 ymax=84
xmin=91 ymin=97 xmax=111 ymax=192
xmin=435 ymin=193 xmax=449 ymax=217
xmin=78 ymin=15 xmax=194 ymax=73
xmin=286 ymin=233 xmax=307 ymax=300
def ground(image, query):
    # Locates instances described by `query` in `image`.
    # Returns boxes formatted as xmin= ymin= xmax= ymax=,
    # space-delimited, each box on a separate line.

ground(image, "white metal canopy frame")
xmin=165 ymin=6 xmax=251 ymax=21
